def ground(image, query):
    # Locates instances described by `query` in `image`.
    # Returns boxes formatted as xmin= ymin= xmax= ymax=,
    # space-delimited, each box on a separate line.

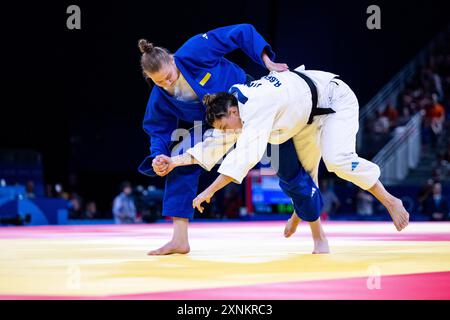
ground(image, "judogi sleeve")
xmin=185 ymin=24 xmax=275 ymax=68
xmin=186 ymin=129 xmax=238 ymax=171
xmin=138 ymin=90 xmax=177 ymax=177
xmin=217 ymin=94 xmax=278 ymax=184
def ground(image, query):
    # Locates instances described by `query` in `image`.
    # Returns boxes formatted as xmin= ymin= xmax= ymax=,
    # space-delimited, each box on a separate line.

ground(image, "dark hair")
xmin=120 ymin=181 xmax=132 ymax=192
xmin=203 ymin=92 xmax=238 ymax=126
xmin=138 ymin=39 xmax=172 ymax=74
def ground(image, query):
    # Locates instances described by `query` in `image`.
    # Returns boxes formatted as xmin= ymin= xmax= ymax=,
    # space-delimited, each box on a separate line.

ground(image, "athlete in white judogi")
xmin=154 ymin=65 xmax=410 ymax=253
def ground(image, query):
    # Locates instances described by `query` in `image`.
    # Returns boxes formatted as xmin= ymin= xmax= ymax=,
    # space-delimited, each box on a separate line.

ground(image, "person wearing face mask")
xmin=137 ymin=24 xmax=317 ymax=255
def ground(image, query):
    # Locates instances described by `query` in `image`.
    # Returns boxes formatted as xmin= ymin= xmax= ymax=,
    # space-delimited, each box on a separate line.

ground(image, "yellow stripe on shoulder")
xmin=199 ymin=72 xmax=211 ymax=86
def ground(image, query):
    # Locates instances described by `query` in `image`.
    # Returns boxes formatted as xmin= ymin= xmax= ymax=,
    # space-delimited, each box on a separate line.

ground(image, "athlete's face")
xmin=147 ymin=57 xmax=179 ymax=88
xmin=213 ymin=106 xmax=243 ymax=131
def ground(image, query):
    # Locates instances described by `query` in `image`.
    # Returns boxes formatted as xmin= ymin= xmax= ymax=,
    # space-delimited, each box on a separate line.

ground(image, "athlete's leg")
xmin=270 ymin=137 xmax=322 ymax=238
xmin=280 ymin=123 xmax=323 ymax=237
xmin=148 ymin=165 xmax=202 ymax=255
xmin=308 ymin=218 xmax=330 ymax=254
xmin=367 ymin=181 xmax=409 ymax=231
xmin=320 ymin=79 xmax=409 ymax=231
xmin=148 ymin=124 xmax=206 ymax=255
xmin=275 ymin=139 xmax=329 ymax=253
xmin=148 ymin=217 xmax=190 ymax=255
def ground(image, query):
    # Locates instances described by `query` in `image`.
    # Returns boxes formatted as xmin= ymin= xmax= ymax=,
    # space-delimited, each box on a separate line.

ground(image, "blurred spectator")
xmin=356 ymin=189 xmax=374 ymax=216
xmin=382 ymin=103 xmax=399 ymax=129
xmin=25 ymin=180 xmax=36 ymax=199
xmin=425 ymin=93 xmax=445 ymax=148
xmin=432 ymin=167 xmax=445 ymax=183
xmin=55 ymin=183 xmax=70 ymax=200
xmin=434 ymin=153 xmax=450 ymax=178
xmin=423 ymin=182 xmax=449 ymax=221
xmin=69 ymin=192 xmax=84 ymax=219
xmin=372 ymin=109 xmax=390 ymax=134
xmin=113 ymin=181 xmax=137 ymax=224
xmin=320 ymin=180 xmax=340 ymax=220
xmin=398 ymin=90 xmax=414 ymax=124
xmin=84 ymin=201 xmax=99 ymax=219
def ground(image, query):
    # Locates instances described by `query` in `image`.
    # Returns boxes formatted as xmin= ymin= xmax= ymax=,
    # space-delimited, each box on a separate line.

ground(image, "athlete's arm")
xmin=152 ymin=153 xmax=199 ymax=177
xmin=184 ymin=24 xmax=284 ymax=69
xmin=186 ymin=129 xmax=238 ymax=171
xmin=138 ymin=90 xmax=178 ymax=177
xmin=192 ymin=174 xmax=234 ymax=213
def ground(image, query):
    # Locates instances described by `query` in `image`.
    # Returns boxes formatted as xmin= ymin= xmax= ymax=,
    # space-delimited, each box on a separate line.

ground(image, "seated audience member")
xmin=25 ymin=180 xmax=36 ymax=199
xmin=85 ymin=201 xmax=99 ymax=219
xmin=423 ymin=182 xmax=449 ymax=221
xmin=113 ymin=181 xmax=137 ymax=224
xmin=69 ymin=193 xmax=84 ymax=219
xmin=383 ymin=103 xmax=399 ymax=129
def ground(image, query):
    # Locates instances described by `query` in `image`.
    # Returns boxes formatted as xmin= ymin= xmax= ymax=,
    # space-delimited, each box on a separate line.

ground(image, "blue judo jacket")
xmin=138 ymin=24 xmax=275 ymax=177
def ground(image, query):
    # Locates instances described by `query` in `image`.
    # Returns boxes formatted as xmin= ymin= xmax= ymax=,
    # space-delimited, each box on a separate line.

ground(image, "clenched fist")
xmin=152 ymin=155 xmax=175 ymax=177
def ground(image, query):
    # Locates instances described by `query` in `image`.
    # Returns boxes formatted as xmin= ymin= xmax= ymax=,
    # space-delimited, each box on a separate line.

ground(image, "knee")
xmin=322 ymin=152 xmax=351 ymax=173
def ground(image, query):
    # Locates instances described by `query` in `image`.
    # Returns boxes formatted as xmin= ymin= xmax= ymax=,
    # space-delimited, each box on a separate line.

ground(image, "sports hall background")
xmin=1 ymin=0 xmax=449 ymax=222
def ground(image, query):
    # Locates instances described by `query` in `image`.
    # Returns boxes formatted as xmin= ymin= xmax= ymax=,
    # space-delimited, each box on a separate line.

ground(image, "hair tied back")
xmin=138 ymin=39 xmax=154 ymax=54
xmin=202 ymin=93 xmax=216 ymax=106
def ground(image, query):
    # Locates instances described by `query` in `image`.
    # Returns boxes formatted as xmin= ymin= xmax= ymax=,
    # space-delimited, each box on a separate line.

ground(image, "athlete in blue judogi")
xmin=138 ymin=24 xmax=323 ymax=255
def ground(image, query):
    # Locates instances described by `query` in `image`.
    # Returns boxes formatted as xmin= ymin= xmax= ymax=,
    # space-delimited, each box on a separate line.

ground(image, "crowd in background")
xmin=23 ymin=178 xmax=244 ymax=224
xmin=3 ymin=33 xmax=450 ymax=225
xmin=365 ymin=35 xmax=450 ymax=162
xmin=2 ymin=173 xmax=449 ymax=224
xmin=25 ymin=180 xmax=104 ymax=220
xmin=41 ymin=180 xmax=161 ymax=223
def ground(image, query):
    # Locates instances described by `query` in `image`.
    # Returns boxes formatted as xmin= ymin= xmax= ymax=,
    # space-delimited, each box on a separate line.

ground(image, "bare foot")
xmin=387 ymin=198 xmax=410 ymax=232
xmin=284 ymin=212 xmax=301 ymax=238
xmin=147 ymin=240 xmax=190 ymax=255
xmin=312 ymin=237 xmax=330 ymax=254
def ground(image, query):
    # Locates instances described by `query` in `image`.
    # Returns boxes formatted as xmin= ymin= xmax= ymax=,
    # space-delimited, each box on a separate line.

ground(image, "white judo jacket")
xmin=186 ymin=65 xmax=338 ymax=183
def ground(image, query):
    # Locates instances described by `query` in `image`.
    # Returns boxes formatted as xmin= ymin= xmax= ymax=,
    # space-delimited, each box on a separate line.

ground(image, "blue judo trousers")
xmin=138 ymin=24 xmax=323 ymax=222
xmin=271 ymin=140 xmax=323 ymax=222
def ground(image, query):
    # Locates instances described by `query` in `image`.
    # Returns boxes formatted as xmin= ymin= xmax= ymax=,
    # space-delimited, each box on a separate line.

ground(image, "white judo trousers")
xmin=293 ymin=78 xmax=380 ymax=190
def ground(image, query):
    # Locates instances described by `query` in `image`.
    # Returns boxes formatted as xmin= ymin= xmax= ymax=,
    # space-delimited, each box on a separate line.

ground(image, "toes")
xmin=148 ymin=248 xmax=165 ymax=255
xmin=401 ymin=216 xmax=409 ymax=227
xmin=396 ymin=220 xmax=408 ymax=232
xmin=395 ymin=214 xmax=410 ymax=231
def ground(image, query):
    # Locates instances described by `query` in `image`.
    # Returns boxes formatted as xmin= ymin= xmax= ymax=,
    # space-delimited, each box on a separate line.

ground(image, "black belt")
xmin=291 ymin=70 xmax=336 ymax=124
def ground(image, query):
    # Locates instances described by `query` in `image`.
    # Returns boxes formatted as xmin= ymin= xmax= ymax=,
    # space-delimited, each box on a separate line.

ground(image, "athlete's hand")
xmin=152 ymin=156 xmax=168 ymax=176
xmin=265 ymin=59 xmax=289 ymax=72
xmin=262 ymin=51 xmax=289 ymax=72
xmin=152 ymin=155 xmax=175 ymax=177
xmin=192 ymin=189 xmax=214 ymax=213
